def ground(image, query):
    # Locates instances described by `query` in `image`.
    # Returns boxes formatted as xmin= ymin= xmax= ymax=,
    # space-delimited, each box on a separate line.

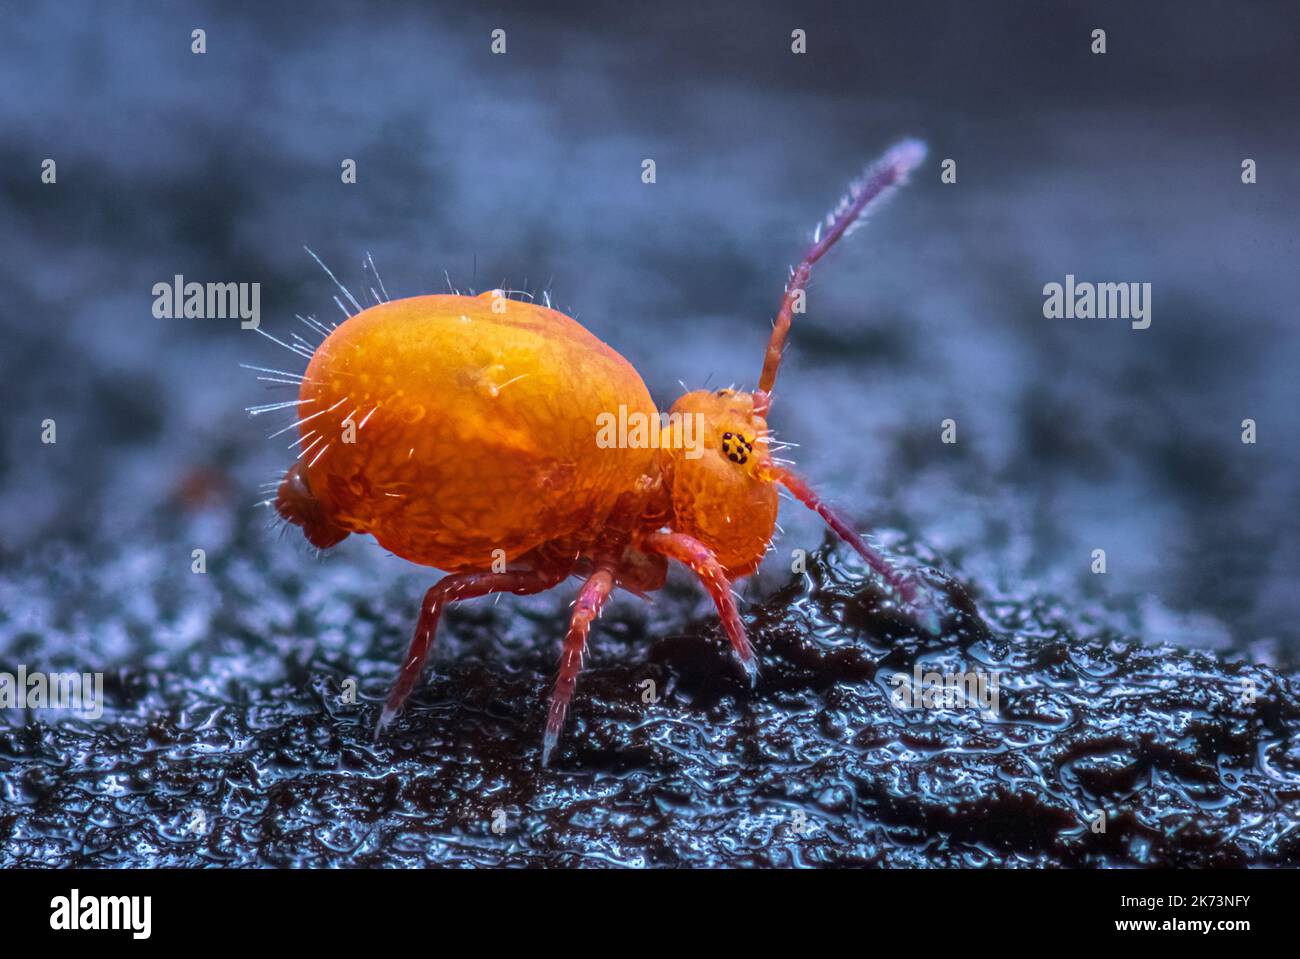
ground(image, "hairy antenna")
xmin=754 ymin=139 xmax=927 ymax=415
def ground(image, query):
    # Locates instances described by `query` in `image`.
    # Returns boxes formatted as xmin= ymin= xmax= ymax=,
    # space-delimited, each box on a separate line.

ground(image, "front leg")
xmin=376 ymin=566 xmax=566 ymax=738
xmin=640 ymin=530 xmax=759 ymax=685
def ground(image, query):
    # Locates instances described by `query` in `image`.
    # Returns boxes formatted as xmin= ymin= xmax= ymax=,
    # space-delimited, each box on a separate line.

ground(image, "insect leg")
xmin=542 ymin=568 xmax=616 ymax=766
xmin=640 ymin=530 xmax=759 ymax=685
xmin=766 ymin=464 xmax=939 ymax=632
xmin=754 ymin=139 xmax=927 ymax=416
xmin=375 ymin=567 xmax=564 ymax=739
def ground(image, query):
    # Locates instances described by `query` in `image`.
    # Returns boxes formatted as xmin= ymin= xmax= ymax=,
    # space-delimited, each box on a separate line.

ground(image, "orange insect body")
xmin=290 ymin=292 xmax=662 ymax=572
xmin=271 ymin=140 xmax=932 ymax=764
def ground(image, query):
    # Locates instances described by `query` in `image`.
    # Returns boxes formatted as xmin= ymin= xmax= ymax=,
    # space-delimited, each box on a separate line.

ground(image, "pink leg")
xmin=376 ymin=567 xmax=564 ymax=738
xmin=641 ymin=530 xmax=759 ymax=685
xmin=542 ymin=568 xmax=616 ymax=766
xmin=768 ymin=465 xmax=938 ymax=630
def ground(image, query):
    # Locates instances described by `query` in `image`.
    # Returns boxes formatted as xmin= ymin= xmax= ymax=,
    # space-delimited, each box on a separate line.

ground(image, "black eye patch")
xmin=720 ymin=431 xmax=754 ymax=465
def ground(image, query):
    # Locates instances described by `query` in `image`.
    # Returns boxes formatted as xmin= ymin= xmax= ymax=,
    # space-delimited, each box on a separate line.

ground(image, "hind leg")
xmin=542 ymin=568 xmax=616 ymax=765
xmin=376 ymin=566 xmax=566 ymax=737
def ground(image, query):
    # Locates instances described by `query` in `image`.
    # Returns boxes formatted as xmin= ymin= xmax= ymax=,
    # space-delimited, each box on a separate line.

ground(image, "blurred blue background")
xmin=2 ymin=0 xmax=1298 ymax=667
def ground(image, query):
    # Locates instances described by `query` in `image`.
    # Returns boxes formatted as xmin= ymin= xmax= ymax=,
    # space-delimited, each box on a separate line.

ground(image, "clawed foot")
xmin=373 ymin=700 xmax=401 ymax=742
xmin=735 ymin=648 xmax=761 ymax=687
xmin=891 ymin=568 xmax=945 ymax=636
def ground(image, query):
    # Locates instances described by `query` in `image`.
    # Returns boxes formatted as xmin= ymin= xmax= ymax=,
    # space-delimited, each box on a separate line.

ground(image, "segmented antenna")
xmin=754 ymin=139 xmax=927 ymax=414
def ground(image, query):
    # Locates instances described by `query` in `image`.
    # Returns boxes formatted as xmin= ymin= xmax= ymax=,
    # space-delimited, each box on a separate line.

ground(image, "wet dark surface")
xmin=3 ymin=1 xmax=1300 ymax=867
xmin=3 ymin=539 xmax=1299 ymax=867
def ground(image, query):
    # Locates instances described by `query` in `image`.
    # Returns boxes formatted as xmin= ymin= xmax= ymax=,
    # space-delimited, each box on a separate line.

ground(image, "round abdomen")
xmin=293 ymin=292 xmax=658 ymax=571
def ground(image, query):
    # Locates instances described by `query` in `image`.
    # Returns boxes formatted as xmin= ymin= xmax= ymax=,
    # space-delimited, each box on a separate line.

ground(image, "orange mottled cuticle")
xmin=289 ymin=291 xmax=658 ymax=572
